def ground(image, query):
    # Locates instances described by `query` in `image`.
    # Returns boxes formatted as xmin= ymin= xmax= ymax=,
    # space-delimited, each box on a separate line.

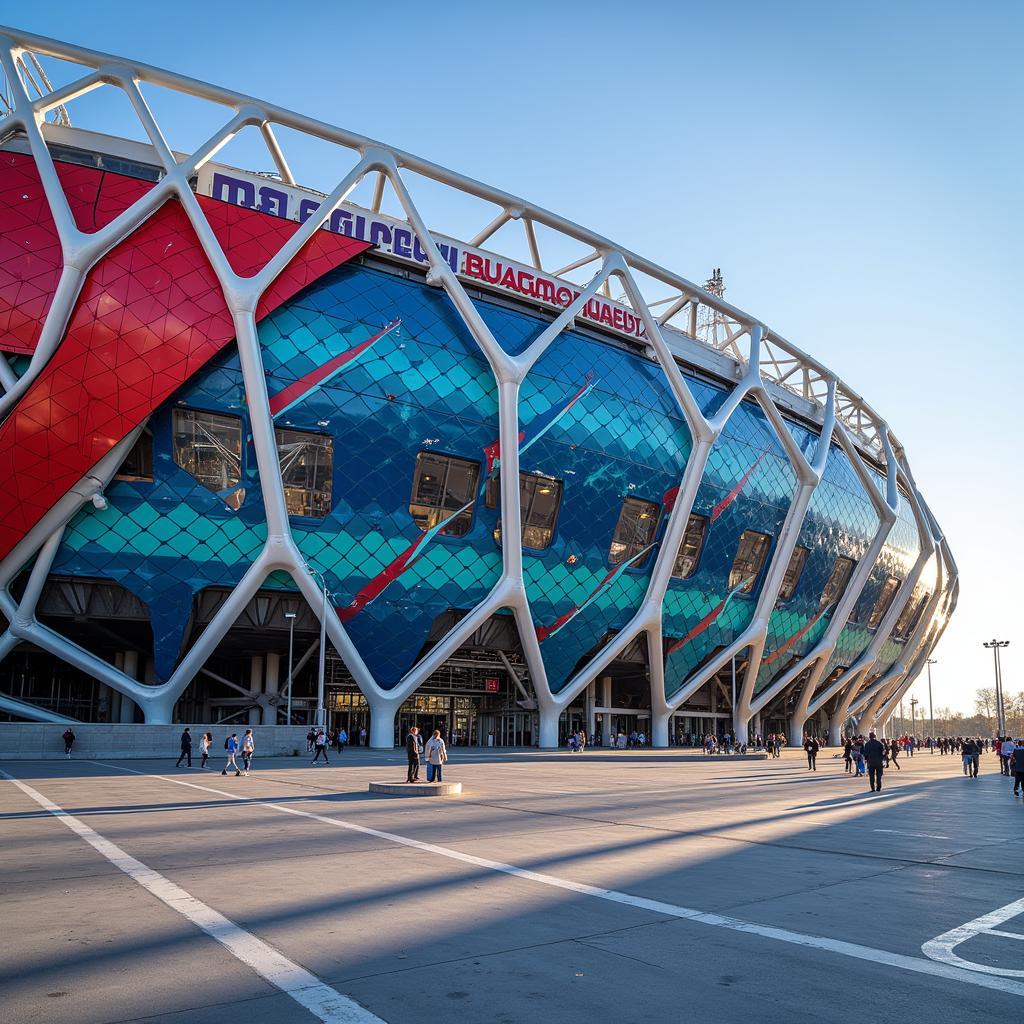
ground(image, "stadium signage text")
xmin=198 ymin=167 xmax=646 ymax=343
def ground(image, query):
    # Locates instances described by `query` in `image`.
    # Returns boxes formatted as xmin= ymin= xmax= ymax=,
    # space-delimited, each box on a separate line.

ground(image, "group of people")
xmin=404 ymin=726 xmax=448 ymax=783
xmin=175 ymin=727 xmax=254 ymax=776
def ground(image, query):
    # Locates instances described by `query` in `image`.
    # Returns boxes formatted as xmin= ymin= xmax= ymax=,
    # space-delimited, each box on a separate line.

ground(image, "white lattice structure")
xmin=0 ymin=26 xmax=956 ymax=745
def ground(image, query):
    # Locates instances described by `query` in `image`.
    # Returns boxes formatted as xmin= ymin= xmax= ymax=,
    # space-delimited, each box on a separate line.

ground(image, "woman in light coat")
xmin=424 ymin=729 xmax=448 ymax=783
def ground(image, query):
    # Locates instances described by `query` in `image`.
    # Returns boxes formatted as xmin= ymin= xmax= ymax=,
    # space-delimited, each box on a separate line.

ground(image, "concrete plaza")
xmin=1 ymin=746 xmax=1022 ymax=1023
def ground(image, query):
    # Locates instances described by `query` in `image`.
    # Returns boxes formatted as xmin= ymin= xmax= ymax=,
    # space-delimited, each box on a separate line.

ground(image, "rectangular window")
xmin=172 ymin=409 xmax=241 ymax=492
xmin=728 ymin=530 xmax=771 ymax=594
xmin=275 ymin=428 xmax=333 ymax=518
xmin=777 ymin=545 xmax=809 ymax=603
xmin=115 ymin=429 xmax=153 ymax=482
xmin=819 ymin=556 xmax=855 ymax=611
xmin=608 ymin=497 xmax=660 ymax=566
xmin=486 ymin=472 xmax=563 ymax=550
xmin=409 ymin=452 xmax=480 ymax=537
xmin=867 ymin=575 xmax=901 ymax=630
xmin=672 ymin=514 xmax=709 ymax=579
xmin=893 ymin=593 xmax=928 ymax=642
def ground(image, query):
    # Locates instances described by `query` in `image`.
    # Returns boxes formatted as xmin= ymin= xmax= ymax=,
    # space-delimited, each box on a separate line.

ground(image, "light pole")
xmin=284 ymin=611 xmax=296 ymax=726
xmin=926 ymin=658 xmax=936 ymax=750
xmin=983 ymin=640 xmax=1009 ymax=736
xmin=910 ymin=697 xmax=918 ymax=741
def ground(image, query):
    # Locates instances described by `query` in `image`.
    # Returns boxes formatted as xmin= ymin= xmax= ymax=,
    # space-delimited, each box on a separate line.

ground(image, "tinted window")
xmin=894 ymin=593 xmax=929 ymax=642
xmin=820 ymin=556 xmax=855 ymax=611
xmin=276 ymin=428 xmax=333 ymax=518
xmin=867 ymin=575 xmax=901 ymax=630
xmin=672 ymin=514 xmax=708 ymax=579
xmin=608 ymin=497 xmax=660 ymax=565
xmin=173 ymin=409 xmax=241 ymax=492
xmin=487 ymin=472 xmax=562 ymax=550
xmin=409 ymin=452 xmax=480 ymax=537
xmin=777 ymin=545 xmax=809 ymax=603
xmin=115 ymin=429 xmax=153 ymax=482
xmin=729 ymin=531 xmax=771 ymax=594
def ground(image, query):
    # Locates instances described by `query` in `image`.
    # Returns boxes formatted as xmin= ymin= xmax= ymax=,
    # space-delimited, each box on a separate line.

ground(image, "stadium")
xmin=0 ymin=26 xmax=956 ymax=749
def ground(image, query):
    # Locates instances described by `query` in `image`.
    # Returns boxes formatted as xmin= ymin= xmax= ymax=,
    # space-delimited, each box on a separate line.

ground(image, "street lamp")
xmin=983 ymin=640 xmax=1010 ymax=736
xmin=284 ymin=611 xmax=296 ymax=726
xmin=307 ymin=564 xmax=329 ymax=729
xmin=910 ymin=696 xmax=918 ymax=741
xmin=926 ymin=658 xmax=936 ymax=751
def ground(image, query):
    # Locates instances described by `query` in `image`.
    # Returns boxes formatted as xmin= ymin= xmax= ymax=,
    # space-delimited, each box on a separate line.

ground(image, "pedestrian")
xmin=62 ymin=727 xmax=76 ymax=758
xmin=961 ymin=737 xmax=980 ymax=778
xmin=200 ymin=731 xmax=212 ymax=769
xmin=222 ymin=733 xmax=241 ymax=776
xmin=306 ymin=727 xmax=316 ymax=753
xmin=311 ymin=727 xmax=329 ymax=765
xmin=175 ymin=727 xmax=193 ymax=768
xmin=803 ymin=734 xmax=819 ymax=771
xmin=1011 ymin=742 xmax=1024 ymax=797
xmin=359 ymin=727 xmax=367 ymax=746
xmin=241 ymin=729 xmax=255 ymax=776
xmin=337 ymin=727 xmax=347 ymax=753
xmin=843 ymin=738 xmax=853 ymax=774
xmin=1000 ymin=736 xmax=1015 ymax=776
xmin=889 ymin=738 xmax=901 ymax=771
xmin=863 ymin=731 xmax=886 ymax=792
xmin=424 ymin=728 xmax=448 ymax=783
xmin=406 ymin=725 xmax=421 ymax=782
xmin=852 ymin=736 xmax=866 ymax=777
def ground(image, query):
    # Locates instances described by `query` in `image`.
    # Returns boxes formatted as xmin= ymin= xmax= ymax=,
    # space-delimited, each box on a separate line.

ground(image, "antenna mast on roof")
xmin=696 ymin=267 xmax=745 ymax=360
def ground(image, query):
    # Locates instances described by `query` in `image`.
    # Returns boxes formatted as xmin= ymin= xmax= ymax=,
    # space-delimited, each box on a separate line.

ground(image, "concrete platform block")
xmin=369 ymin=781 xmax=462 ymax=797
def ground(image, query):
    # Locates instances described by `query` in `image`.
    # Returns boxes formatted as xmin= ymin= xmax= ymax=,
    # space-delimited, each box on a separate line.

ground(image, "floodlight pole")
xmin=983 ymin=640 xmax=1009 ymax=736
xmin=926 ymin=658 xmax=936 ymax=750
xmin=285 ymin=611 xmax=296 ymax=725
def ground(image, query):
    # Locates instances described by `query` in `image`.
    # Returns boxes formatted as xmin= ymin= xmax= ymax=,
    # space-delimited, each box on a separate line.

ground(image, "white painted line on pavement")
xmin=922 ymin=895 xmax=1024 ymax=977
xmin=87 ymin=761 xmax=1024 ymax=998
xmin=0 ymin=770 xmax=387 ymax=1024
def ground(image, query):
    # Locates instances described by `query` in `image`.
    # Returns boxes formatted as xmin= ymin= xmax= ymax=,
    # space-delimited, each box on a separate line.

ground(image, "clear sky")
xmin=13 ymin=1 xmax=1022 ymax=716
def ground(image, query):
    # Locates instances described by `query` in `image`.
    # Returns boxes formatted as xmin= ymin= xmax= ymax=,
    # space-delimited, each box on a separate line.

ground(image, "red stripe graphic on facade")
xmin=664 ymin=578 xmax=751 ymax=659
xmin=269 ymin=319 xmax=401 ymax=417
xmin=710 ymin=451 xmax=768 ymax=523
xmin=762 ymin=605 xmax=831 ymax=667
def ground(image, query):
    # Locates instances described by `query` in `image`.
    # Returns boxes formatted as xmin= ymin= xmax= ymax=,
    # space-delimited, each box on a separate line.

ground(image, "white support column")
xmin=601 ymin=676 xmax=612 ymax=747
xmin=248 ymin=656 xmax=262 ymax=726
xmin=368 ymin=696 xmax=401 ymax=749
xmin=585 ymin=681 xmax=596 ymax=741
xmin=264 ymin=652 xmax=280 ymax=725
xmin=120 ymin=651 xmax=138 ymax=723
xmin=538 ymin=704 xmax=560 ymax=749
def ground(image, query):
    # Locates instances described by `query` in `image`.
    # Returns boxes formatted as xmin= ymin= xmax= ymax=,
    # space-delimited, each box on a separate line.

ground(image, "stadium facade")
xmin=0 ymin=28 xmax=956 ymax=748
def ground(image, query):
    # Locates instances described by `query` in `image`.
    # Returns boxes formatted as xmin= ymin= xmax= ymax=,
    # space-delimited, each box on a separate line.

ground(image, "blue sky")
xmin=14 ymin=1 xmax=1022 ymax=716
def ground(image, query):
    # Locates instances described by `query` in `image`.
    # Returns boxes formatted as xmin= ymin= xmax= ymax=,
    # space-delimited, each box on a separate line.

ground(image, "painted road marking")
xmin=922 ymin=895 xmax=1024 ymax=977
xmin=83 ymin=761 xmax=1024 ymax=998
xmin=0 ymin=770 xmax=387 ymax=1024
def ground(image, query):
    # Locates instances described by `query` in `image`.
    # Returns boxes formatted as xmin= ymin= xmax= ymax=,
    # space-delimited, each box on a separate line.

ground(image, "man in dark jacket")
xmin=175 ymin=727 xmax=192 ymax=768
xmin=406 ymin=726 xmax=421 ymax=783
xmin=1011 ymin=742 xmax=1024 ymax=796
xmin=803 ymin=734 xmax=820 ymax=771
xmin=863 ymin=731 xmax=886 ymax=792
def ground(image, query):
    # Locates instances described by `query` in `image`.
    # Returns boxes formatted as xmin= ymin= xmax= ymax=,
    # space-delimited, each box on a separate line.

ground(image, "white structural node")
xmin=0 ymin=26 xmax=955 ymax=746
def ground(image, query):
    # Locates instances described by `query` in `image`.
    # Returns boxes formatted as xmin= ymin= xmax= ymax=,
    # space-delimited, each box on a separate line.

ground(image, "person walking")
xmin=889 ymin=738 xmax=901 ymax=771
xmin=241 ymin=729 xmax=255 ymax=776
xmin=843 ymin=738 xmax=853 ymax=774
xmin=1000 ymin=736 xmax=1015 ymax=777
xmin=222 ymin=734 xmax=241 ymax=776
xmin=863 ymin=731 xmax=886 ymax=793
xmin=200 ymin=731 xmax=212 ymax=769
xmin=962 ymin=737 xmax=980 ymax=778
xmin=424 ymin=729 xmax=448 ymax=783
xmin=62 ymin=727 xmax=76 ymax=758
xmin=1010 ymin=742 xmax=1024 ymax=797
xmin=306 ymin=727 xmax=316 ymax=753
xmin=337 ymin=727 xmax=347 ymax=753
xmin=359 ymin=727 xmax=367 ymax=747
xmin=175 ymin=727 xmax=193 ymax=768
xmin=311 ymin=727 xmax=330 ymax=765
xmin=803 ymin=734 xmax=819 ymax=771
xmin=406 ymin=725 xmax=421 ymax=782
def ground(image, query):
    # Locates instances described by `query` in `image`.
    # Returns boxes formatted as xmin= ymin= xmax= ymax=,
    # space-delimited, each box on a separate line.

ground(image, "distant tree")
xmin=974 ymin=687 xmax=997 ymax=725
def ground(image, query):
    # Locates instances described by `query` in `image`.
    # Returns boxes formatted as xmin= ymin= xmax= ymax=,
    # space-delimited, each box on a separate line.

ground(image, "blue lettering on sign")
xmin=209 ymin=171 xmax=460 ymax=272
